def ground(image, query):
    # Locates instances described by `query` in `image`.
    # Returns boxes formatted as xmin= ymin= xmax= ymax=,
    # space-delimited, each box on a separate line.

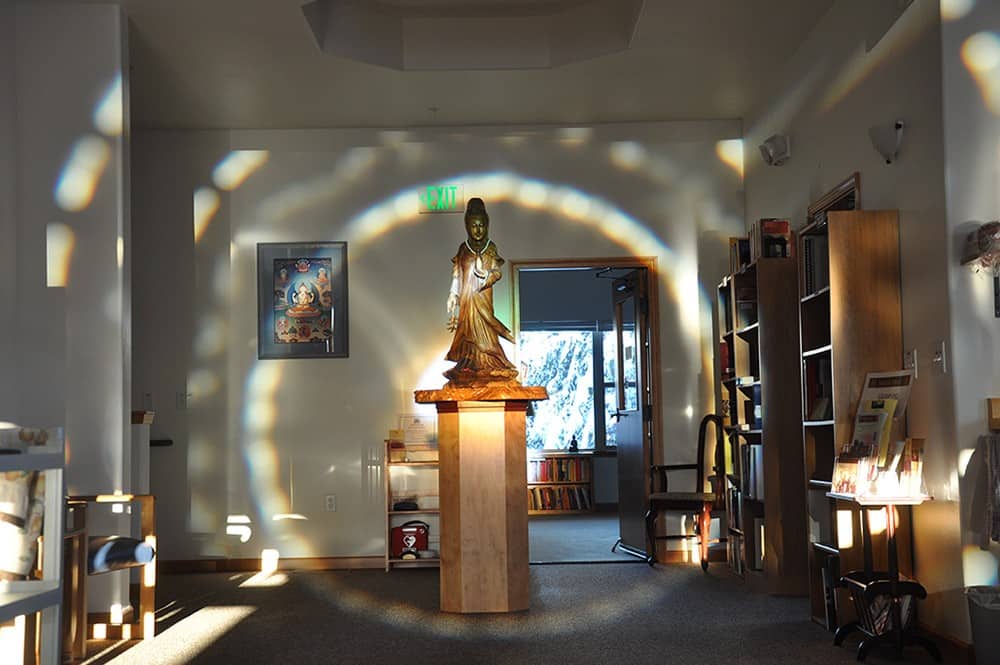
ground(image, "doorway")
xmin=512 ymin=258 xmax=661 ymax=563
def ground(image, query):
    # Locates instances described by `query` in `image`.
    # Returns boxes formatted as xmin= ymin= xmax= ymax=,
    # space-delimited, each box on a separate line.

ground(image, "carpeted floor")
xmin=528 ymin=512 xmax=637 ymax=563
xmin=87 ymin=564 xmax=962 ymax=665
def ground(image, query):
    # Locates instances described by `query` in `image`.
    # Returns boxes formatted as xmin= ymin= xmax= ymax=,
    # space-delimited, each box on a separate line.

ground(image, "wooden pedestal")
xmin=415 ymin=385 xmax=546 ymax=613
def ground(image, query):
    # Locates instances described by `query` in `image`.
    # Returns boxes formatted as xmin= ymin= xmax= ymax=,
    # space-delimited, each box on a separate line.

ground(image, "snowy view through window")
xmin=519 ymin=330 xmax=595 ymax=449
xmin=519 ymin=328 xmax=633 ymax=450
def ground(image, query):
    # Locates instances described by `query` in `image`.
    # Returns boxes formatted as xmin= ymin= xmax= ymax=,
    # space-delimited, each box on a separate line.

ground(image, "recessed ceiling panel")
xmin=303 ymin=0 xmax=645 ymax=70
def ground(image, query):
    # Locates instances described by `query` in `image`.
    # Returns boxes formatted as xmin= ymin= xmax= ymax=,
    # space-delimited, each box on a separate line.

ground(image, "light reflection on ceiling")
xmin=962 ymin=32 xmax=1000 ymax=114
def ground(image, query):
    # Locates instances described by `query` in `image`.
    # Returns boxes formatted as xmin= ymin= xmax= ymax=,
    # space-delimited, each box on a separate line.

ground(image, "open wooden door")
xmin=611 ymin=269 xmax=653 ymax=558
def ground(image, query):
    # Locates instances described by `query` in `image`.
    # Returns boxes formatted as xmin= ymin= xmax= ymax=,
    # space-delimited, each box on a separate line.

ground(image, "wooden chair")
xmin=644 ymin=413 xmax=727 ymax=569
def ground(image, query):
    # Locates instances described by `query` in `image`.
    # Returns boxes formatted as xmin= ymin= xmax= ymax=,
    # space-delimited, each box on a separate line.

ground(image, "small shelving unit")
xmin=797 ymin=199 xmax=910 ymax=630
xmin=384 ymin=442 xmax=440 ymax=570
xmin=0 ymin=431 xmax=65 ymax=665
xmin=526 ymin=452 xmax=593 ymax=515
xmin=716 ymin=255 xmax=807 ymax=594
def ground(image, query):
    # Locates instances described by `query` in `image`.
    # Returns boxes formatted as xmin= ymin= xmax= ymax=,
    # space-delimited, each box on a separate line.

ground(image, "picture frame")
xmin=256 ymin=241 xmax=349 ymax=359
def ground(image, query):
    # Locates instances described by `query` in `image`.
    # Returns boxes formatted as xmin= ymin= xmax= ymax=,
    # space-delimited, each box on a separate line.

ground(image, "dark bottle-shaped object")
xmin=88 ymin=536 xmax=155 ymax=574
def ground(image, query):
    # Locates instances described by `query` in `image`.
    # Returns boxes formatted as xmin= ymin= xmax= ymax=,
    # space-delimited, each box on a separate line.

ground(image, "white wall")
xmin=132 ymin=121 xmax=744 ymax=560
xmin=941 ymin=0 xmax=1000 ymax=644
xmin=12 ymin=2 xmax=133 ymax=611
xmin=0 ymin=0 xmax=16 ymax=419
xmin=743 ymin=0 xmax=961 ymax=639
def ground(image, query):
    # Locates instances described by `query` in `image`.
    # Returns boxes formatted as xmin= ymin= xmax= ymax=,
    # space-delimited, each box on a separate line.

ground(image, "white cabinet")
xmin=0 ymin=429 xmax=65 ymax=665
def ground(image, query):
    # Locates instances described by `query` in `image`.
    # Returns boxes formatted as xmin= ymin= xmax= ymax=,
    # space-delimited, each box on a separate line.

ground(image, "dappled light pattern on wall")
xmin=213 ymin=151 xmax=270 ymax=191
xmin=715 ymin=140 xmax=744 ymax=178
xmin=55 ymin=135 xmax=110 ymax=212
xmin=93 ymin=74 xmax=124 ymax=137
xmin=820 ymin=3 xmax=932 ymax=112
xmin=962 ymin=32 xmax=1000 ymax=114
xmin=46 ymin=222 xmax=76 ymax=287
xmin=194 ymin=187 xmax=221 ymax=244
xmin=941 ymin=0 xmax=976 ymax=22
xmin=176 ymin=126 xmax=742 ymax=577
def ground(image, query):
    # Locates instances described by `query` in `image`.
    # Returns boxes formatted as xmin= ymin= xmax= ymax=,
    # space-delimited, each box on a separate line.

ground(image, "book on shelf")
xmin=387 ymin=429 xmax=406 ymax=462
xmin=809 ymin=397 xmax=832 ymax=421
xmin=736 ymin=301 xmax=758 ymax=328
xmin=742 ymin=384 xmax=762 ymax=429
xmin=729 ymin=237 xmax=751 ymax=273
xmin=729 ymin=488 xmax=742 ymax=531
xmin=741 ymin=443 xmax=765 ymax=500
xmin=755 ymin=218 xmax=794 ymax=259
xmin=802 ymin=234 xmax=830 ymax=295
xmin=729 ymin=534 xmax=744 ymax=574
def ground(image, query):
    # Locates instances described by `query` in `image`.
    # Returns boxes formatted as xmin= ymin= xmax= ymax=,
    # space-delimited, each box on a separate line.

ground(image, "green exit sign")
xmin=418 ymin=183 xmax=464 ymax=214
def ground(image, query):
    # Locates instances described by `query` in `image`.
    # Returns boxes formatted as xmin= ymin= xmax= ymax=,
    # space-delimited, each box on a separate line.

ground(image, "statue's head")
xmin=464 ymin=198 xmax=489 ymax=242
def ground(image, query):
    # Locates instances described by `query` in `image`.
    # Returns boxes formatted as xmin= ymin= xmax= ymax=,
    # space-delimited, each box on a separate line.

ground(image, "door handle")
xmin=612 ymin=410 xmax=629 ymax=422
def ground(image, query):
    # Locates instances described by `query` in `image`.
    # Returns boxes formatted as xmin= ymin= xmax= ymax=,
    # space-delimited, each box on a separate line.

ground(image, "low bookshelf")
xmin=527 ymin=451 xmax=594 ymax=515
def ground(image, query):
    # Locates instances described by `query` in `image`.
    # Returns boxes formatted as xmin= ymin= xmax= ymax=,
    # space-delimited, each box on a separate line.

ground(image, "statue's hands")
xmin=446 ymin=293 xmax=458 ymax=331
xmin=479 ymin=270 xmax=500 ymax=292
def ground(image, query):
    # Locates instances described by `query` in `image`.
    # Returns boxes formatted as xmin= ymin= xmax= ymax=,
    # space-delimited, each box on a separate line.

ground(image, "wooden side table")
xmin=827 ymin=493 xmax=941 ymax=662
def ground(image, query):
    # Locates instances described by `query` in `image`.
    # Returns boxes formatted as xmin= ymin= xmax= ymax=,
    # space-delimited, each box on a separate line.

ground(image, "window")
xmin=518 ymin=324 xmax=620 ymax=451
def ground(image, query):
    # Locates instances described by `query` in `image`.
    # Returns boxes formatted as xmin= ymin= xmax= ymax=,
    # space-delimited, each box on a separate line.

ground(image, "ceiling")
xmin=52 ymin=0 xmax=840 ymax=130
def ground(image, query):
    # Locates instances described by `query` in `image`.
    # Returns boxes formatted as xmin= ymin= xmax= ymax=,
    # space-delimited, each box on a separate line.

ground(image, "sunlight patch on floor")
xmin=103 ymin=606 xmax=256 ymax=665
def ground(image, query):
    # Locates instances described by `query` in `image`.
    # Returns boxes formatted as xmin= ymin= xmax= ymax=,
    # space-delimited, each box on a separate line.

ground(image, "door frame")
xmin=508 ymin=256 xmax=663 ymax=487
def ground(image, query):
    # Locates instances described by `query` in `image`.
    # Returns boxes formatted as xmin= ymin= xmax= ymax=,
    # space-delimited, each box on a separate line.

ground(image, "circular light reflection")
xmin=941 ymin=0 xmax=975 ymax=21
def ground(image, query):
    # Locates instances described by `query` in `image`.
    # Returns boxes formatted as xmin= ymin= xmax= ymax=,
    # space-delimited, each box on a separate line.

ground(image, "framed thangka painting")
xmin=257 ymin=242 xmax=349 ymax=359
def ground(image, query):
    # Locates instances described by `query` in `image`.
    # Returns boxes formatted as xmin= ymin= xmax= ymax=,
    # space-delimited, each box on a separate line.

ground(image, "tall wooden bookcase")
xmin=717 ymin=255 xmax=807 ymax=594
xmin=797 ymin=209 xmax=912 ymax=629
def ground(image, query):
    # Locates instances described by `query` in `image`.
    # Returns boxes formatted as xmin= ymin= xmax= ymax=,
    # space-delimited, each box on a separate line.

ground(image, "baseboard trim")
xmin=656 ymin=549 xmax=727 ymax=565
xmin=917 ymin=621 xmax=972 ymax=663
xmin=159 ymin=556 xmax=384 ymax=574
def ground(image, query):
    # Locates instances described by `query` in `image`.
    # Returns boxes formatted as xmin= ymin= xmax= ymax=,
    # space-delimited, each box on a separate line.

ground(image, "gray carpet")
xmin=90 ymin=564 xmax=961 ymax=665
xmin=528 ymin=512 xmax=637 ymax=563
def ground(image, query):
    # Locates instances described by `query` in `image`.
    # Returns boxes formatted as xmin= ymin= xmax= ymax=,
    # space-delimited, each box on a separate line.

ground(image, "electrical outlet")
xmin=324 ymin=494 xmax=337 ymax=512
xmin=932 ymin=340 xmax=948 ymax=374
